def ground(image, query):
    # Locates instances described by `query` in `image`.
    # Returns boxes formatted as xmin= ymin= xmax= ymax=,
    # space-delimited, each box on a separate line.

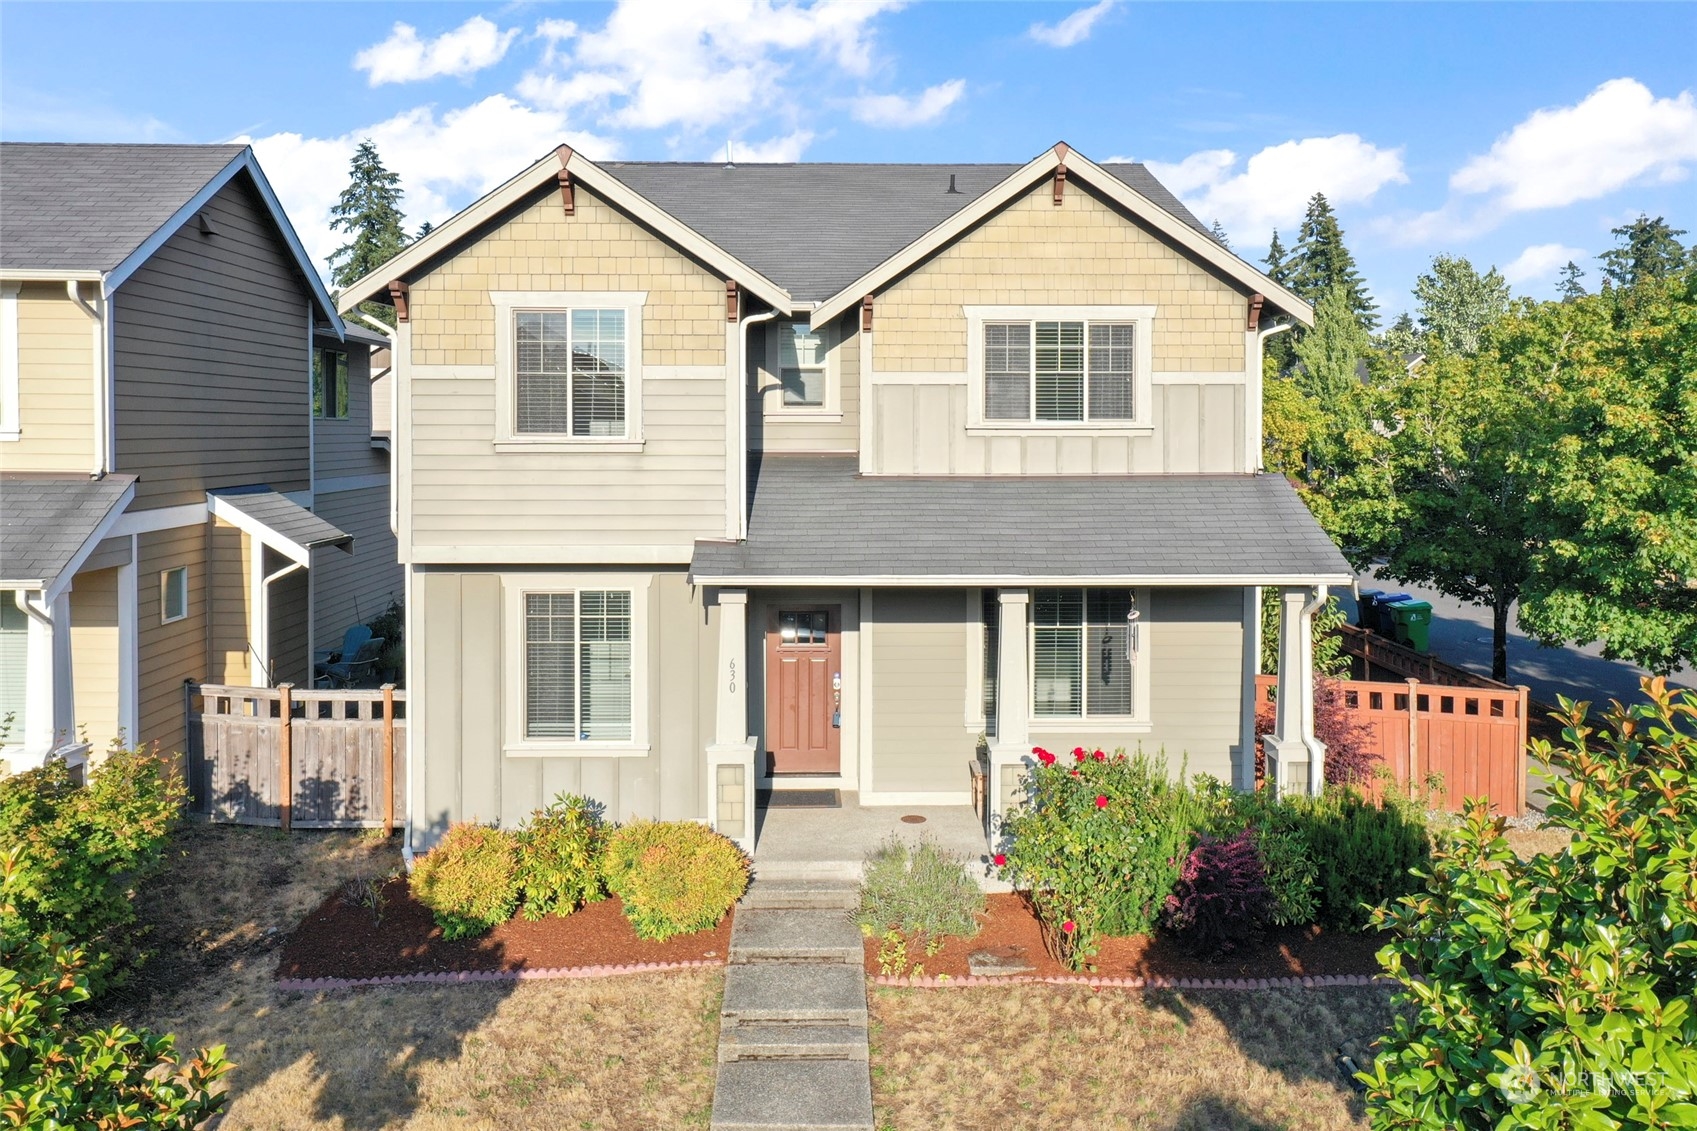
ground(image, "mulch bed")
xmin=279 ymin=877 xmax=732 ymax=982
xmin=864 ymin=893 xmax=1388 ymax=981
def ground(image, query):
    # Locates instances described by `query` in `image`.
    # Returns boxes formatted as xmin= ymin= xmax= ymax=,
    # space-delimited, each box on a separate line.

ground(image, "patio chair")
xmin=318 ymin=634 xmax=384 ymax=688
xmin=314 ymin=625 xmax=373 ymax=686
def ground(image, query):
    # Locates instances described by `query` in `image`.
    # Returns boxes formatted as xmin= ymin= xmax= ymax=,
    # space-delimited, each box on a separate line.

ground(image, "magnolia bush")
xmin=1365 ymin=678 xmax=1697 ymax=1128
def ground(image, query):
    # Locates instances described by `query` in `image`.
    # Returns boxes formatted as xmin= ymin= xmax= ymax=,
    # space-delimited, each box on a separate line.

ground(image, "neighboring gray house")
xmin=334 ymin=142 xmax=1350 ymax=856
xmin=0 ymin=143 xmax=399 ymax=769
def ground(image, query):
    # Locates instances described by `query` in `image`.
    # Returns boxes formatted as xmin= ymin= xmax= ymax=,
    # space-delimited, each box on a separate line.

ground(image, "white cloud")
xmin=241 ymin=95 xmax=617 ymax=274
xmin=726 ymin=131 xmax=816 ymax=163
xmin=851 ymin=79 xmax=965 ymax=128
xmin=1143 ymin=134 xmax=1407 ymax=238
xmin=1028 ymin=0 xmax=1115 ymax=48
xmin=355 ymin=16 xmax=521 ymax=86
xmin=1451 ymin=79 xmax=1697 ymax=212
xmin=1501 ymin=243 xmax=1588 ymax=286
xmin=519 ymin=0 xmax=903 ymax=132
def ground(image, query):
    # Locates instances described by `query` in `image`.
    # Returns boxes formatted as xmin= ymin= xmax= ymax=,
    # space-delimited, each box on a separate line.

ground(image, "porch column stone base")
xmin=708 ymin=740 xmax=758 ymax=852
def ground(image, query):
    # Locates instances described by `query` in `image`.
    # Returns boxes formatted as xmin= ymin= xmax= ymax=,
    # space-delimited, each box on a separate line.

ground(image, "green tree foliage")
xmin=328 ymin=140 xmax=409 ymax=327
xmin=1413 ymin=255 xmax=1510 ymax=356
xmin=1261 ymin=373 xmax=1323 ymax=480
xmin=1 ymin=850 xmax=232 ymax=1130
xmin=1556 ymin=260 xmax=1587 ymax=301
xmin=1600 ymin=215 xmax=1689 ymax=289
xmin=1290 ymin=193 xmax=1379 ymax=330
xmin=1365 ymin=679 xmax=1697 ymax=1128
xmin=1209 ymin=219 xmax=1230 ymax=248
xmin=1506 ymin=267 xmax=1697 ymax=672
xmin=1377 ymin=312 xmax=1420 ymax=362
xmin=1264 ymin=229 xmax=1291 ymax=284
xmin=1291 ymin=285 xmax=1374 ymax=469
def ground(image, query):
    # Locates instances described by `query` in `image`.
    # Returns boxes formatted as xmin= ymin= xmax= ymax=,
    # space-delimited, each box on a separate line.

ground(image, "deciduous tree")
xmin=1413 ymin=255 xmax=1510 ymax=356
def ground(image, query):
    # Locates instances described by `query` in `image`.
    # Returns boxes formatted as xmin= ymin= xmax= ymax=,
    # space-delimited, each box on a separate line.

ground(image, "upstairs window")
xmin=515 ymin=309 xmax=627 ymax=437
xmin=984 ymin=320 xmax=1136 ymax=423
xmin=778 ymin=323 xmax=827 ymax=407
xmin=313 ymin=349 xmax=349 ymax=419
xmin=160 ymin=567 xmax=189 ymax=625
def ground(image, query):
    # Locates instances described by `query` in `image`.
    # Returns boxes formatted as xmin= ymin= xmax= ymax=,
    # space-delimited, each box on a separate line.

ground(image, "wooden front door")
xmin=765 ymin=607 xmax=841 ymax=774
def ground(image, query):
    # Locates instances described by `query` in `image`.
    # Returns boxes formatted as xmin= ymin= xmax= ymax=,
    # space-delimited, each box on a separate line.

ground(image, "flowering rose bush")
xmin=995 ymin=747 xmax=1196 ymax=969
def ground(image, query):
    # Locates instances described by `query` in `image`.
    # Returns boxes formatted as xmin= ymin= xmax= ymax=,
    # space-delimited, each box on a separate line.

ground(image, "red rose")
xmin=1092 ymin=749 xmax=1106 ymax=762
xmin=993 ymin=853 xmax=1007 ymax=867
xmin=1038 ymin=749 xmax=1057 ymax=766
xmin=1073 ymin=747 xmax=1087 ymax=761
xmin=1070 ymin=768 xmax=1080 ymax=777
xmin=1062 ymin=920 xmax=1076 ymax=934
xmin=1095 ymin=795 xmax=1109 ymax=809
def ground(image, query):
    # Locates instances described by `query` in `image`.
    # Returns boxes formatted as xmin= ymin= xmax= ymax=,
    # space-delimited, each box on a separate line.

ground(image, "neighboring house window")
xmin=524 ymin=589 xmax=633 ymax=741
xmin=515 ymin=309 xmax=626 ymax=437
xmin=984 ymin=320 xmax=1135 ymax=422
xmin=0 ymin=592 xmax=26 ymax=740
xmin=313 ymin=349 xmax=349 ymax=419
xmin=1032 ymin=588 xmax=1141 ymax=719
xmin=778 ymin=322 xmax=826 ymax=407
xmin=160 ymin=567 xmax=189 ymax=624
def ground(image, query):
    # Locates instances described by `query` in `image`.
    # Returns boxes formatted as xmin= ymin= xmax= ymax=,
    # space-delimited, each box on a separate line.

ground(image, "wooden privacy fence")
xmin=1255 ymin=674 xmax=1529 ymax=815
xmin=185 ymin=682 xmax=406 ymax=830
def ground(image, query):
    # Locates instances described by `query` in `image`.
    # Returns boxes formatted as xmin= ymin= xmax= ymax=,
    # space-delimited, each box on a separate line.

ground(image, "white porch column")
xmin=18 ymin=590 xmax=55 ymax=765
xmin=988 ymin=588 xmax=1031 ymax=842
xmin=1263 ymin=584 xmax=1327 ymax=796
xmin=705 ymin=588 xmax=757 ymax=851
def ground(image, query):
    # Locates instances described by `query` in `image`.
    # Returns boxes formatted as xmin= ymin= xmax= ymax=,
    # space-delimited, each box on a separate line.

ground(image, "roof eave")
xmin=0 ymin=269 xmax=104 ymax=283
xmin=689 ymin=570 xmax=1355 ymax=588
xmin=42 ymin=477 xmax=138 ymax=603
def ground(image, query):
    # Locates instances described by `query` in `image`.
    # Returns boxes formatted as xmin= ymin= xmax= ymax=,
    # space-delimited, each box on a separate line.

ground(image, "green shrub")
xmin=409 ymin=823 xmax=520 ymax=939
xmin=0 ymin=745 xmax=184 ymax=994
xmin=996 ymin=746 xmax=1196 ymax=969
xmin=1364 ymin=679 xmax=1697 ymax=1128
xmin=603 ymin=821 xmax=749 ymax=941
xmin=516 ymin=793 xmax=607 ymax=920
xmin=1 ymin=848 xmax=231 ymax=1129
xmin=1192 ymin=775 xmax=1320 ymax=928
xmin=1303 ymin=788 xmax=1429 ymax=929
xmin=855 ymin=836 xmax=984 ymax=947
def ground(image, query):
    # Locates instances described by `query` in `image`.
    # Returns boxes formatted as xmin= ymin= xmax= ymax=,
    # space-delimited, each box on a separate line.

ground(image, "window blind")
xmin=1032 ymin=588 xmax=1137 ymax=718
xmin=525 ymin=592 xmax=577 ymax=738
xmin=779 ymin=323 xmax=826 ymax=406
xmin=516 ymin=309 xmax=626 ymax=436
xmin=984 ymin=322 xmax=1031 ymax=420
xmin=571 ymin=309 xmax=626 ymax=437
xmin=525 ymin=589 xmax=633 ymax=742
xmin=1035 ymin=321 xmax=1085 ymax=422
xmin=516 ymin=311 xmax=572 ymax=433
xmin=981 ymin=588 xmax=1000 ymax=731
xmin=578 ymin=590 xmax=632 ymax=741
xmin=1088 ymin=323 xmax=1135 ymax=420
xmin=0 ymin=592 xmax=27 ymax=738
xmin=982 ymin=319 xmax=1137 ymax=423
xmin=1086 ymin=589 xmax=1134 ymax=715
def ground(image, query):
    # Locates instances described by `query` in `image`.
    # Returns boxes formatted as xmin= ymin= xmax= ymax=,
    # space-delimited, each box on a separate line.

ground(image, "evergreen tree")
xmin=1209 ymin=219 xmax=1230 ymax=249
xmin=1264 ymin=229 xmax=1290 ymax=285
xmin=1599 ymin=215 xmax=1688 ymax=288
xmin=1556 ymin=260 xmax=1587 ymax=301
xmin=1288 ymin=193 xmax=1378 ymax=330
xmin=417 ymin=220 xmax=434 ymax=239
xmin=1413 ymin=255 xmax=1510 ymax=356
xmin=328 ymin=140 xmax=409 ymax=326
xmin=1377 ymin=312 xmax=1420 ymax=363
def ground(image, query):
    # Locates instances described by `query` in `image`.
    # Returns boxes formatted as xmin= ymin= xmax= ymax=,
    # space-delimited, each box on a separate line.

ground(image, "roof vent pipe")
xmin=946 ymin=174 xmax=961 ymax=194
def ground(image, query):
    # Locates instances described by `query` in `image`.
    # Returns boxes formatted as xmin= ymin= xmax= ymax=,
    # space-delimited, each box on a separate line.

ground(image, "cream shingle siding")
xmin=8 ymin=283 xmax=95 ymax=471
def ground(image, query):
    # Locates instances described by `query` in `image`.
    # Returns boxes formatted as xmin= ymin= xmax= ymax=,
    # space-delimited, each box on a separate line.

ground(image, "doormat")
xmin=760 ymin=789 xmax=841 ymax=809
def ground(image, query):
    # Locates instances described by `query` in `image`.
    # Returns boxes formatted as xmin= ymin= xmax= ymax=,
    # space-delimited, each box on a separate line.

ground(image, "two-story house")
xmin=334 ymin=143 xmax=1350 ymax=857
xmin=0 ymin=143 xmax=401 ymax=770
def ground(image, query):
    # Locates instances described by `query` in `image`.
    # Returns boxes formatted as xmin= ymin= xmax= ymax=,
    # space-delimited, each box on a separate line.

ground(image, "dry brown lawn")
xmin=869 ymin=982 xmax=1399 ymax=1131
xmin=98 ymin=822 xmax=721 ymax=1130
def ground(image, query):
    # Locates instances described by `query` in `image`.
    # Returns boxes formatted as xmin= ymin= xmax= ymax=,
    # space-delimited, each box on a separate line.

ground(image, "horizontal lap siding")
xmin=9 ymin=284 xmax=95 ymax=471
xmin=266 ymin=548 xmax=308 ymax=687
xmin=69 ymin=566 xmax=121 ymax=748
xmin=311 ymin=485 xmax=401 ymax=644
xmin=871 ymin=589 xmax=977 ymax=794
xmin=137 ymin=525 xmax=208 ymax=756
xmin=313 ymin=344 xmax=387 ymax=480
xmin=113 ymin=175 xmax=310 ymax=509
xmin=208 ymin=519 xmax=251 ymax=685
xmin=1031 ymin=586 xmax=1246 ymax=782
xmin=412 ymin=567 xmax=713 ymax=853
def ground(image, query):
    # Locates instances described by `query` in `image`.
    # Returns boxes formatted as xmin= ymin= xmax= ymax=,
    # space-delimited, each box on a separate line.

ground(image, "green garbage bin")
xmin=1386 ymin=599 xmax=1433 ymax=653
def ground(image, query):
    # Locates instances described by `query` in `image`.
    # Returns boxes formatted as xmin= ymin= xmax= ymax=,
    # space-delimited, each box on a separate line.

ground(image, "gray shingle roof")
xmin=0 ymin=143 xmax=246 ymax=273
xmin=599 ymin=162 xmax=1214 ymax=302
xmin=690 ymin=457 xmax=1350 ymax=582
xmin=209 ymin=487 xmax=352 ymax=558
xmin=0 ymin=473 xmax=137 ymax=587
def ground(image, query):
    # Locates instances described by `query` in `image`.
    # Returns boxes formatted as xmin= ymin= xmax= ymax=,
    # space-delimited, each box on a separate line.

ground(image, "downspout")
xmin=251 ymin=558 xmax=305 ymax=685
xmin=736 ymin=307 xmax=779 ymax=540
xmin=1299 ymin=583 xmax=1329 ymax=787
xmin=66 ymin=281 xmax=108 ymax=477
xmin=1252 ymin=319 xmax=1296 ymax=474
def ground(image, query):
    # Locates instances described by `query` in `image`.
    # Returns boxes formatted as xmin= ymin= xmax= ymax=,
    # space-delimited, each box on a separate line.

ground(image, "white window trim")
xmin=501 ymin=572 xmax=653 ymax=757
xmin=1029 ymin=586 xmax=1152 ymax=728
xmin=761 ymin=317 xmax=842 ymax=419
xmin=964 ymin=305 xmax=1155 ymax=435
xmin=0 ymin=282 xmax=20 ymax=441
xmin=160 ymin=567 xmax=189 ymax=625
xmin=491 ymin=291 xmax=647 ymax=452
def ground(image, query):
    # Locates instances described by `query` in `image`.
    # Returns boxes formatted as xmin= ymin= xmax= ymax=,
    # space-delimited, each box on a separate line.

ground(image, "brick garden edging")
xmin=276 ymin=958 xmax=722 ymax=993
xmin=871 ymin=972 xmax=1395 ymax=990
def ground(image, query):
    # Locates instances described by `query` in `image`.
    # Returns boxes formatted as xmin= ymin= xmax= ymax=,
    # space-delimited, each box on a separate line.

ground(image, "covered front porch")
xmin=750 ymin=790 xmax=1002 ymax=887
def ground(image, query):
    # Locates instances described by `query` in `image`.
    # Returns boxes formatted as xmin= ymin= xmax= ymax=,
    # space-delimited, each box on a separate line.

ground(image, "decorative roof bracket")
xmin=1247 ymin=293 xmax=1266 ymax=332
xmin=726 ymin=280 xmax=739 ymax=323
xmin=387 ymin=280 xmax=409 ymax=323
xmin=861 ymin=294 xmax=874 ymax=333
xmin=1053 ymin=141 xmax=1070 ymax=206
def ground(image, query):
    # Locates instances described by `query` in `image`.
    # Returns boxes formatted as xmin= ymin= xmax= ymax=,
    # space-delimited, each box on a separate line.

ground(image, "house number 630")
xmin=727 ymin=659 xmax=737 ymax=693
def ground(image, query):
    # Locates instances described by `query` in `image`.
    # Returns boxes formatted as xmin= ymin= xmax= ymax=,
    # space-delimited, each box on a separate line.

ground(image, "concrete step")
xmin=730 ymin=908 xmax=865 ymax=965
xmin=741 ymin=880 xmax=862 ymax=912
xmin=718 ymin=1023 xmax=868 ymax=1063
xmin=721 ymin=963 xmax=868 ymax=1025
xmin=751 ymin=859 xmax=863 ymax=884
xmin=710 ymin=1058 xmax=874 ymax=1131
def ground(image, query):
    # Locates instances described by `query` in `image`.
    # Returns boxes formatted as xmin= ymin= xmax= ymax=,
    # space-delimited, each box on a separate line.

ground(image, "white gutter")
xmin=250 ymin=558 xmax=305 ymax=685
xmin=736 ymin=307 xmax=779 ymax=540
xmin=65 ymin=281 xmax=108 ymax=477
xmin=1252 ymin=319 xmax=1296 ymax=474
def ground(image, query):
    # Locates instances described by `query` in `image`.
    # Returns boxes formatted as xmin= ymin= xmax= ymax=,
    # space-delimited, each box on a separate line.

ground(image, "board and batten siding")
xmin=312 ymin=339 xmax=388 ymax=481
xmin=136 ymin=524 xmax=208 ymax=755
xmin=865 ymin=177 xmax=1250 ymax=476
xmin=869 ymin=589 xmax=979 ymax=795
xmin=404 ymin=182 xmax=731 ymax=560
xmin=1029 ymin=586 xmax=1248 ymax=784
xmin=749 ymin=312 xmax=860 ymax=454
xmin=69 ymin=565 xmax=121 ymax=747
xmin=411 ymin=567 xmax=715 ymax=852
xmin=6 ymin=283 xmax=96 ymax=471
xmin=311 ymin=485 xmax=401 ymax=646
xmin=112 ymin=173 xmax=312 ymax=510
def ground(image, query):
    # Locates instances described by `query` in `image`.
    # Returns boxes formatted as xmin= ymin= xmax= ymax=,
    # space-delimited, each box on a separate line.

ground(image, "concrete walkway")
xmin=711 ymin=880 xmax=873 ymax=1131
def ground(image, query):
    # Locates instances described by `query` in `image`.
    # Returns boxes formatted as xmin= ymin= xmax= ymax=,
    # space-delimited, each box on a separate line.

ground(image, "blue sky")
xmin=5 ymin=2 xmax=1694 ymax=316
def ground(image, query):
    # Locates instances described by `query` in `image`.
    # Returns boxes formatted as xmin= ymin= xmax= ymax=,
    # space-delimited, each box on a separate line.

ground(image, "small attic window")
xmin=197 ymin=213 xmax=217 ymax=237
